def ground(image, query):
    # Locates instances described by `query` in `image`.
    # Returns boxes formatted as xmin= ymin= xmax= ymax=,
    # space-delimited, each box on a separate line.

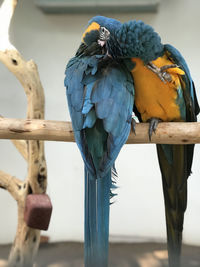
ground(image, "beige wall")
xmin=0 ymin=0 xmax=200 ymax=245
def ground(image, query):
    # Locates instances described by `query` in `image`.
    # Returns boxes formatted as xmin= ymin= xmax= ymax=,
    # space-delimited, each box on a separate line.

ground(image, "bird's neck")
xmin=131 ymin=58 xmax=145 ymax=72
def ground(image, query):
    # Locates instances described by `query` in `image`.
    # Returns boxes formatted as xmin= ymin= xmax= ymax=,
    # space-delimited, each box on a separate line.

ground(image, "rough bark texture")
xmin=0 ymin=118 xmax=200 ymax=144
xmin=0 ymin=0 xmax=47 ymax=266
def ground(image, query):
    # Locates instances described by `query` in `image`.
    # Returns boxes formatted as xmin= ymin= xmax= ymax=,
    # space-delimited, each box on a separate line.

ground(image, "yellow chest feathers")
xmin=131 ymin=55 xmax=185 ymax=122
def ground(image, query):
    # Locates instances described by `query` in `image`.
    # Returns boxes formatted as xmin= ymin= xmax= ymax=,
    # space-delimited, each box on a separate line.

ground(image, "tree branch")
xmin=0 ymin=0 xmax=47 ymax=266
xmin=0 ymin=115 xmax=28 ymax=160
xmin=0 ymin=170 xmax=22 ymax=201
xmin=11 ymin=139 xmax=28 ymax=161
xmin=0 ymin=117 xmax=200 ymax=144
xmin=0 ymin=0 xmax=17 ymax=51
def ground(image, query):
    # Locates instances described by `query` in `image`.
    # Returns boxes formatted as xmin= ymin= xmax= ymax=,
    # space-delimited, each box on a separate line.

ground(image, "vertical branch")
xmin=0 ymin=0 xmax=17 ymax=32
xmin=0 ymin=0 xmax=17 ymax=50
xmin=6 ymin=57 xmax=47 ymax=267
xmin=0 ymin=0 xmax=47 ymax=266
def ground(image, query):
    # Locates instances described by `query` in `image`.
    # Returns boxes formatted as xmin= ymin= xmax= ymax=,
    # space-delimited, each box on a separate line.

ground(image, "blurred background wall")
xmin=0 ymin=0 xmax=200 ymax=246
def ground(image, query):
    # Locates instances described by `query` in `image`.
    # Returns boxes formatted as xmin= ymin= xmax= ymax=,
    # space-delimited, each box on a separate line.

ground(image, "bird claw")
xmin=147 ymin=117 xmax=162 ymax=141
xmin=147 ymin=62 xmax=179 ymax=83
xmin=131 ymin=118 xmax=137 ymax=135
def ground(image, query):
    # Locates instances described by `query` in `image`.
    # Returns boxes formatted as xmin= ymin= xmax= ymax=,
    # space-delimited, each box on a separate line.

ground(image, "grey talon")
xmin=147 ymin=62 xmax=179 ymax=83
xmin=131 ymin=118 xmax=136 ymax=135
xmin=147 ymin=117 xmax=162 ymax=141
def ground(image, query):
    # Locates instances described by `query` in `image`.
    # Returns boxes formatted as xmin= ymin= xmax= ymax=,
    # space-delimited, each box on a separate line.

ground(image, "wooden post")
xmin=0 ymin=0 xmax=47 ymax=266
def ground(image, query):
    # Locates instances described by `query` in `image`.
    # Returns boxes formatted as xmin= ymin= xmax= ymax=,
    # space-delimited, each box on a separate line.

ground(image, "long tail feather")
xmin=157 ymin=144 xmax=189 ymax=267
xmin=84 ymin=167 xmax=111 ymax=267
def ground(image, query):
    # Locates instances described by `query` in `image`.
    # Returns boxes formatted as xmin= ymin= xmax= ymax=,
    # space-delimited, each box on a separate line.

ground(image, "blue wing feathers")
xmin=65 ymin=55 xmax=134 ymax=177
xmin=83 ymin=109 xmax=97 ymax=129
xmin=164 ymin=43 xmax=200 ymax=121
xmin=82 ymin=83 xmax=95 ymax=114
xmin=164 ymin=44 xmax=194 ymax=101
xmin=95 ymin=98 xmax=114 ymax=119
xmin=102 ymin=123 xmax=131 ymax=174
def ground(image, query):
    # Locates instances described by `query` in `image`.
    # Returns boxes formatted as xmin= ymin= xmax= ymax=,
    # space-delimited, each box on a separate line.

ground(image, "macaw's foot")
xmin=147 ymin=117 xmax=162 ymax=141
xmin=131 ymin=118 xmax=137 ymax=135
xmin=147 ymin=62 xmax=179 ymax=83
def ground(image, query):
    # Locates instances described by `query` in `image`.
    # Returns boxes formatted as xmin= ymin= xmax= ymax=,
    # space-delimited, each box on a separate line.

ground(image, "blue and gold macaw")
xmin=113 ymin=20 xmax=200 ymax=266
xmin=64 ymin=16 xmax=134 ymax=267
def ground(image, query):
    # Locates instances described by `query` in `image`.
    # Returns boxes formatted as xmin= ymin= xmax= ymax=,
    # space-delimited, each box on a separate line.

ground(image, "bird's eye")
xmin=99 ymin=27 xmax=110 ymax=41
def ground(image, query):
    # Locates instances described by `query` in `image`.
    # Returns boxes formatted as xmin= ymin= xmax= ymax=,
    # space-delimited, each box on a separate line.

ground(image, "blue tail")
xmin=84 ymin=167 xmax=111 ymax=267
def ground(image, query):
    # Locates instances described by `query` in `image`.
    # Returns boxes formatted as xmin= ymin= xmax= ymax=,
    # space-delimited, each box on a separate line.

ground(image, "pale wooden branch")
xmin=0 ymin=170 xmax=22 ymax=201
xmin=0 ymin=115 xmax=28 ymax=160
xmin=0 ymin=117 xmax=200 ymax=144
xmin=0 ymin=0 xmax=47 ymax=266
xmin=11 ymin=139 xmax=28 ymax=161
xmin=0 ymin=0 xmax=17 ymax=51
xmin=0 ymin=0 xmax=17 ymax=34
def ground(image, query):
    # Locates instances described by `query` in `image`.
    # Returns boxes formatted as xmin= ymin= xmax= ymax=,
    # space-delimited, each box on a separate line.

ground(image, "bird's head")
xmin=76 ymin=16 xmax=122 ymax=58
xmin=115 ymin=20 xmax=164 ymax=63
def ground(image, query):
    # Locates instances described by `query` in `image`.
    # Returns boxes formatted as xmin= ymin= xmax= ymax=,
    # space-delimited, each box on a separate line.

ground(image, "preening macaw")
xmin=64 ymin=16 xmax=134 ymax=267
xmin=113 ymin=20 xmax=199 ymax=266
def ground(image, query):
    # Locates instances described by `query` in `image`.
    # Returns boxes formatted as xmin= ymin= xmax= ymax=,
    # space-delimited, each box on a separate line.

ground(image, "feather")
xmin=115 ymin=20 xmax=164 ymax=62
xmin=164 ymin=44 xmax=200 ymax=118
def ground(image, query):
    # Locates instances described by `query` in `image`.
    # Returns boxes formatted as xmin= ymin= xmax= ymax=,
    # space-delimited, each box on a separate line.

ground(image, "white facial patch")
xmin=98 ymin=39 xmax=106 ymax=47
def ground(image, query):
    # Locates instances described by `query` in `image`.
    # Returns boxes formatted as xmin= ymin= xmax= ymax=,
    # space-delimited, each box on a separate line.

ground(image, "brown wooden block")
xmin=24 ymin=194 xmax=52 ymax=231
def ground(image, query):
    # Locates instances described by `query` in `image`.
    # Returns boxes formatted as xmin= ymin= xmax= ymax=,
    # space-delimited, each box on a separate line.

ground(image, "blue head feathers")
xmin=88 ymin=16 xmax=122 ymax=33
xmin=82 ymin=16 xmax=164 ymax=62
xmin=80 ymin=16 xmax=122 ymax=57
xmin=115 ymin=20 xmax=164 ymax=62
xmin=88 ymin=16 xmax=125 ymax=58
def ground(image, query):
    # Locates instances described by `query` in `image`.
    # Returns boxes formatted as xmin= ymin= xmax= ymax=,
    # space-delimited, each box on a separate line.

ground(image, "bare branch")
xmin=0 ymin=117 xmax=200 ymax=144
xmin=0 ymin=0 xmax=47 ymax=265
xmin=11 ymin=139 xmax=28 ymax=161
xmin=0 ymin=115 xmax=28 ymax=160
xmin=0 ymin=0 xmax=17 ymax=51
xmin=0 ymin=170 xmax=22 ymax=201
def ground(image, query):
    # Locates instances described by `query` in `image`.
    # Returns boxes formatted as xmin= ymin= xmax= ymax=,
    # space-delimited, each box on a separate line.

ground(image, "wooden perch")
xmin=0 ymin=118 xmax=200 ymax=144
xmin=0 ymin=0 xmax=47 ymax=266
xmin=0 ymin=115 xmax=28 ymax=160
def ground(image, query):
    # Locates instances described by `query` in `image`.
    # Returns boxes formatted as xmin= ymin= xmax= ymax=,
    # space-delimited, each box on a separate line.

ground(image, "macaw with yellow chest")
xmin=113 ymin=20 xmax=200 ymax=266
xmin=64 ymin=16 xmax=134 ymax=267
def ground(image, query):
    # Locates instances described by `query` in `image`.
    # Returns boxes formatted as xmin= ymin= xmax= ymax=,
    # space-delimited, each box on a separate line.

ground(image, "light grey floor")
xmin=1 ymin=242 xmax=200 ymax=266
